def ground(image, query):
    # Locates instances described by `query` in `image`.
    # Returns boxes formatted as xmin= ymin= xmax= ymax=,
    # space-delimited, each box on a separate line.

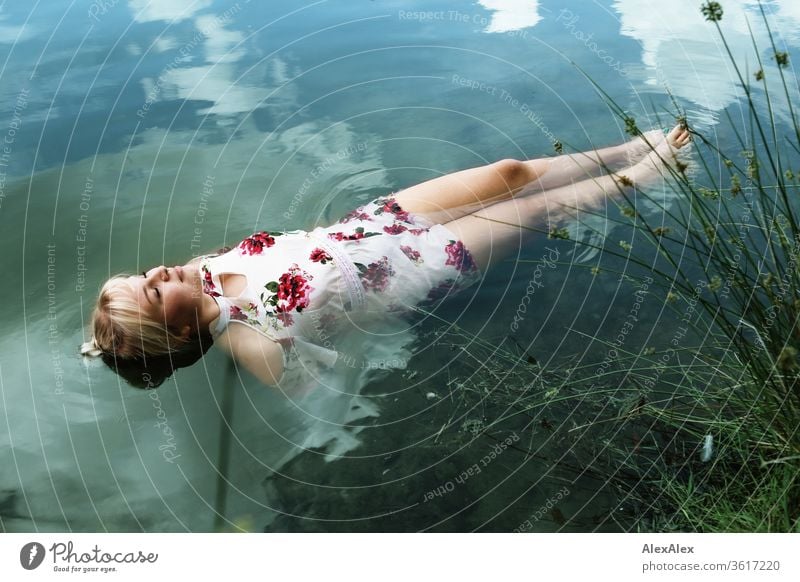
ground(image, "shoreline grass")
xmin=413 ymin=0 xmax=799 ymax=532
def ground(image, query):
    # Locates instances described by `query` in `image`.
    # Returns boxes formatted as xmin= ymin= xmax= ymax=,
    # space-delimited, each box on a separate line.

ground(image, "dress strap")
xmin=308 ymin=232 xmax=366 ymax=311
xmin=209 ymin=295 xmax=233 ymax=339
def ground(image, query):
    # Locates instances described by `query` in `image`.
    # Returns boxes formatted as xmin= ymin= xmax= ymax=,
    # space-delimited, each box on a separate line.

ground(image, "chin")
xmin=185 ymin=275 xmax=203 ymax=296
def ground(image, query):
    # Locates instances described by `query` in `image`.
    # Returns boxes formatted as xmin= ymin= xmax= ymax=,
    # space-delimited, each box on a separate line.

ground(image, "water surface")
xmin=1 ymin=0 xmax=797 ymax=532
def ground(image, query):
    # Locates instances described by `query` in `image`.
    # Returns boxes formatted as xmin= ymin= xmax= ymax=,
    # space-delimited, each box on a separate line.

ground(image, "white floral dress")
xmin=197 ymin=194 xmax=483 ymax=462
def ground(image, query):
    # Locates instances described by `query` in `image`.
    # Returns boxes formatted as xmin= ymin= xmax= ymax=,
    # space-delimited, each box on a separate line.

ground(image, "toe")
xmin=667 ymin=125 xmax=683 ymax=145
xmin=672 ymin=129 xmax=691 ymax=148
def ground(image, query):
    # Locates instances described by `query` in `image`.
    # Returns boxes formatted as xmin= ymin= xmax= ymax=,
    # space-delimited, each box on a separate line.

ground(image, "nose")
xmin=146 ymin=265 xmax=169 ymax=281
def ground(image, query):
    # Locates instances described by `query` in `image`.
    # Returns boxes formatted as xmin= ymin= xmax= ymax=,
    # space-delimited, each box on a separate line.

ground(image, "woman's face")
xmin=126 ymin=265 xmax=203 ymax=334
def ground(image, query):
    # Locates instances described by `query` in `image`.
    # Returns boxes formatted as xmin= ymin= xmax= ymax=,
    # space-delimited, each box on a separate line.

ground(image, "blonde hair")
xmin=80 ymin=274 xmax=194 ymax=360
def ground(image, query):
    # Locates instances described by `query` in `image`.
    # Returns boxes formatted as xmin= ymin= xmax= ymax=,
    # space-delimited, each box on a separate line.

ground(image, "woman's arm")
xmin=214 ymin=323 xmax=286 ymax=387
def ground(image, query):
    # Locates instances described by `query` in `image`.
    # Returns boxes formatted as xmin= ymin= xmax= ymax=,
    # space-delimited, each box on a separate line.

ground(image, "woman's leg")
xmin=524 ymin=129 xmax=667 ymax=192
xmin=393 ymin=128 xmax=677 ymax=225
xmin=443 ymin=135 xmax=690 ymax=273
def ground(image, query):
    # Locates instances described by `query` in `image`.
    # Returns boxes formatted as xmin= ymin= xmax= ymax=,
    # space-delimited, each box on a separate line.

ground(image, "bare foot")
xmin=638 ymin=129 xmax=666 ymax=148
xmin=664 ymin=124 xmax=691 ymax=151
xmin=623 ymin=129 xmax=666 ymax=166
xmin=584 ymin=129 xmax=666 ymax=171
xmin=615 ymin=125 xmax=692 ymax=186
xmin=650 ymin=125 xmax=691 ymax=170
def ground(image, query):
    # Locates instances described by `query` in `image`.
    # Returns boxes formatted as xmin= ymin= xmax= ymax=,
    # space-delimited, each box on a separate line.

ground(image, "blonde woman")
xmin=80 ymin=126 xmax=690 ymax=392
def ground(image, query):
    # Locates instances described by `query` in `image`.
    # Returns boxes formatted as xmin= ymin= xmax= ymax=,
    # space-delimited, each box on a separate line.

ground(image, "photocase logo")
xmin=19 ymin=542 xmax=46 ymax=570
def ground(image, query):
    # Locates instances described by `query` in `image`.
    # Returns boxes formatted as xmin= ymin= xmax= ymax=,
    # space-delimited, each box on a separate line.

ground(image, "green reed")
xmin=415 ymin=1 xmax=800 ymax=531
xmin=552 ymin=0 xmax=800 ymax=531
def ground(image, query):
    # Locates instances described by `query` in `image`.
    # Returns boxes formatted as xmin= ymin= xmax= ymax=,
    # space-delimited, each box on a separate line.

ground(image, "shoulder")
xmin=184 ymin=246 xmax=236 ymax=268
xmin=184 ymin=255 xmax=205 ymax=269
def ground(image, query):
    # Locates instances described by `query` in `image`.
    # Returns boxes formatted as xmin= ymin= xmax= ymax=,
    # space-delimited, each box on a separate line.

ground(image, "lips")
xmin=175 ymin=265 xmax=184 ymax=282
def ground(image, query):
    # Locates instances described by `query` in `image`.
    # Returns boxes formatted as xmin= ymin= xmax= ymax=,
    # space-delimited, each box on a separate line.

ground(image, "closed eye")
xmin=140 ymin=272 xmax=161 ymax=302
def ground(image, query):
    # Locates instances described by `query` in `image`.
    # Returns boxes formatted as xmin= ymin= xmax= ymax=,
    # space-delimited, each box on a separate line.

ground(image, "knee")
xmin=493 ymin=159 xmax=532 ymax=189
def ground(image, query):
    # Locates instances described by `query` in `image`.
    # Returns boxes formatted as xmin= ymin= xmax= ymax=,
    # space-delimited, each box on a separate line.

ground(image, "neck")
xmin=183 ymin=259 xmax=222 ymax=336
xmin=199 ymin=291 xmax=221 ymax=334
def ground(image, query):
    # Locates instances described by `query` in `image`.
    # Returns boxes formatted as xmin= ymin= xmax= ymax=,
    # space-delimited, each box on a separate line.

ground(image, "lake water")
xmin=1 ymin=0 xmax=798 ymax=532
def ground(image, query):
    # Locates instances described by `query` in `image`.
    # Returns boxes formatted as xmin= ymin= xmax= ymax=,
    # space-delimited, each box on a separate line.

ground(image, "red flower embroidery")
xmin=276 ymin=312 xmax=294 ymax=327
xmin=400 ymin=245 xmax=423 ymax=264
xmin=356 ymin=256 xmax=394 ymax=292
xmin=230 ymin=302 xmax=259 ymax=323
xmin=408 ymin=228 xmax=427 ymax=236
xmin=277 ymin=271 xmax=311 ymax=312
xmin=374 ymin=196 xmax=412 ymax=223
xmin=201 ymin=264 xmax=221 ymax=297
xmin=444 ymin=240 xmax=478 ymax=274
xmin=383 ymin=222 xmax=408 ymax=235
xmin=238 ymin=231 xmax=276 ymax=256
xmin=261 ymin=263 xmax=314 ymax=317
xmin=327 ymin=226 xmax=380 ymax=243
xmin=310 ymin=247 xmax=333 ymax=264
xmin=338 ymin=207 xmax=371 ymax=224
xmin=230 ymin=305 xmax=247 ymax=321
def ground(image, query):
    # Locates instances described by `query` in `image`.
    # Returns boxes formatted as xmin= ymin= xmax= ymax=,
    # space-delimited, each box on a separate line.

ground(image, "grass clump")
xmin=555 ymin=0 xmax=800 ymax=531
xmin=421 ymin=0 xmax=800 ymax=531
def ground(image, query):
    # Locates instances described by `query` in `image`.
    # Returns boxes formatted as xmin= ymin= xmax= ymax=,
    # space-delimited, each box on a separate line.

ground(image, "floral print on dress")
xmin=383 ymin=222 xmax=408 ymax=235
xmin=238 ymin=231 xmax=284 ymax=256
xmin=260 ymin=263 xmax=314 ymax=327
xmin=200 ymin=262 xmax=221 ymax=297
xmin=400 ymin=245 xmax=424 ymax=265
xmin=230 ymin=302 xmax=260 ymax=323
xmin=275 ymin=311 xmax=295 ymax=328
xmin=355 ymin=256 xmax=394 ymax=293
xmin=196 ymin=194 xmax=485 ymax=372
xmin=372 ymin=195 xmax=412 ymax=224
xmin=310 ymin=247 xmax=333 ymax=264
xmin=338 ymin=208 xmax=371 ymax=224
xmin=444 ymin=239 xmax=478 ymax=274
xmin=423 ymin=278 xmax=457 ymax=305
xmin=327 ymin=226 xmax=382 ymax=243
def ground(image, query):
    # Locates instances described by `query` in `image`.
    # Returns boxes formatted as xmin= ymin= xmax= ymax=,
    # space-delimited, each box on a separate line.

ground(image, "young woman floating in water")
xmin=80 ymin=126 xmax=691 ymax=392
